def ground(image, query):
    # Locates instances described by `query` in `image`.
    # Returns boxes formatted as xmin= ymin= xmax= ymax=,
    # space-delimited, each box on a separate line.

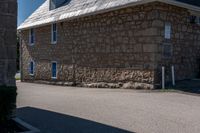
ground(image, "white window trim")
xmin=51 ymin=61 xmax=57 ymax=79
xmin=29 ymin=29 xmax=35 ymax=46
xmin=29 ymin=60 xmax=35 ymax=76
xmin=51 ymin=23 xmax=57 ymax=44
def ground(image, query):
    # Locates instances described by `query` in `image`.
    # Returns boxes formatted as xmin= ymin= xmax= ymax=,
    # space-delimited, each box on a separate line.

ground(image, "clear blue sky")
xmin=18 ymin=0 xmax=45 ymax=26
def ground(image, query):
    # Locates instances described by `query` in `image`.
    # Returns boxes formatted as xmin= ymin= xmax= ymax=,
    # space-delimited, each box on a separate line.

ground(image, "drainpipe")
xmin=162 ymin=66 xmax=165 ymax=89
xmin=171 ymin=65 xmax=175 ymax=86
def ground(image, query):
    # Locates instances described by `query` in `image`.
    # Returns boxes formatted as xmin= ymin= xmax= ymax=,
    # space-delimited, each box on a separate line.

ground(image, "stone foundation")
xmin=22 ymin=63 xmax=155 ymax=89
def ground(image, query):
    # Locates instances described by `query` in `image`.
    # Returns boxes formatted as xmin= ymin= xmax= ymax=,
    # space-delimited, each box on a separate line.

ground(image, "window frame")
xmin=51 ymin=23 xmax=57 ymax=44
xmin=51 ymin=61 xmax=57 ymax=79
xmin=29 ymin=28 xmax=35 ymax=45
xmin=29 ymin=60 xmax=35 ymax=76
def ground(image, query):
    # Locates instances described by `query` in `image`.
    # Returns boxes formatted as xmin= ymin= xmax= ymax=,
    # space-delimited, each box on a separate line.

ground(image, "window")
xmin=29 ymin=61 xmax=35 ymax=75
xmin=51 ymin=61 xmax=57 ymax=79
xmin=165 ymin=23 xmax=171 ymax=39
xmin=51 ymin=23 xmax=57 ymax=44
xmin=189 ymin=15 xmax=200 ymax=25
xmin=29 ymin=28 xmax=35 ymax=45
xmin=198 ymin=17 xmax=200 ymax=25
xmin=50 ymin=0 xmax=68 ymax=10
xmin=163 ymin=43 xmax=172 ymax=58
xmin=189 ymin=15 xmax=197 ymax=24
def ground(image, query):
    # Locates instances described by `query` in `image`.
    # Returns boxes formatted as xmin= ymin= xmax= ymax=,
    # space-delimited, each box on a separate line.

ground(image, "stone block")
xmin=143 ymin=44 xmax=158 ymax=53
xmin=152 ymin=20 xmax=164 ymax=27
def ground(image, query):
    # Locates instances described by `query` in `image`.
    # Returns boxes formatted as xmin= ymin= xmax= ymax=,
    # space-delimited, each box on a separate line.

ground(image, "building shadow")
xmin=171 ymin=79 xmax=200 ymax=94
xmin=16 ymin=107 xmax=135 ymax=133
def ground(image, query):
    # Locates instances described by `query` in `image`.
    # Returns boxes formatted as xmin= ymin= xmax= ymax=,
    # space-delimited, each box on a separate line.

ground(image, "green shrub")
xmin=0 ymin=86 xmax=17 ymax=124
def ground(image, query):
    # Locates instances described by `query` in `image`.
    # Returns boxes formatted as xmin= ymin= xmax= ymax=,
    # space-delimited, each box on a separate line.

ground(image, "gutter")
xmin=18 ymin=0 xmax=200 ymax=31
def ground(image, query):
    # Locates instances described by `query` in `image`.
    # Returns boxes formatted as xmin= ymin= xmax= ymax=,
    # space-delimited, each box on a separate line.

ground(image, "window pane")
xmin=29 ymin=62 xmax=34 ymax=74
xmin=30 ymin=29 xmax=34 ymax=44
xmin=165 ymin=23 xmax=171 ymax=39
xmin=53 ymin=23 xmax=56 ymax=31
xmin=52 ymin=24 xmax=57 ymax=43
xmin=53 ymin=31 xmax=57 ymax=42
xmin=52 ymin=62 xmax=57 ymax=78
xmin=31 ymin=35 xmax=34 ymax=43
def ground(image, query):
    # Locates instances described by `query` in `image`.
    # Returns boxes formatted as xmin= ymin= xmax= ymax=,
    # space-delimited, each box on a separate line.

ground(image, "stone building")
xmin=18 ymin=0 xmax=200 ymax=89
xmin=0 ymin=0 xmax=17 ymax=86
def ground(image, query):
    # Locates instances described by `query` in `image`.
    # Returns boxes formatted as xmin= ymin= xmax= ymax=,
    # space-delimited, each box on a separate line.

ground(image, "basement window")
xmin=29 ymin=28 xmax=35 ymax=45
xmin=51 ymin=23 xmax=57 ymax=44
xmin=29 ymin=61 xmax=35 ymax=76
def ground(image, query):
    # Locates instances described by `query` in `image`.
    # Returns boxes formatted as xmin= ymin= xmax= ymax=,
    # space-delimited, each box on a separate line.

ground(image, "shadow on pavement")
xmin=173 ymin=79 xmax=200 ymax=94
xmin=17 ymin=107 xmax=134 ymax=133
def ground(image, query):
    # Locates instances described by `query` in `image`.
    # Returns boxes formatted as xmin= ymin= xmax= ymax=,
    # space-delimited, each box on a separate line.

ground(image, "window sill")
xmin=29 ymin=74 xmax=34 ymax=76
xmin=28 ymin=43 xmax=35 ymax=46
xmin=52 ymin=77 xmax=57 ymax=79
xmin=51 ymin=42 xmax=57 ymax=45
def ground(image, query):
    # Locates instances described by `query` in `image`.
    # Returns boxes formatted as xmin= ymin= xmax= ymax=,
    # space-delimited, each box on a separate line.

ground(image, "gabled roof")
xmin=18 ymin=0 xmax=200 ymax=30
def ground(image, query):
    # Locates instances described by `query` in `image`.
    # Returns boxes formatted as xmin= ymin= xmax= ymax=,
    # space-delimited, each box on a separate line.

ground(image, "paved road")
xmin=17 ymin=82 xmax=200 ymax=133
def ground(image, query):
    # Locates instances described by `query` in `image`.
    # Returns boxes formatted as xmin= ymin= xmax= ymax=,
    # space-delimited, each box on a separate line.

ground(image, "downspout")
xmin=171 ymin=65 xmax=175 ymax=86
xmin=162 ymin=66 xmax=165 ymax=89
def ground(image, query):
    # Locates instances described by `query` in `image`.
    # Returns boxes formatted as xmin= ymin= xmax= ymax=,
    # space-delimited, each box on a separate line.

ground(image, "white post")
xmin=162 ymin=66 xmax=165 ymax=89
xmin=172 ymin=66 xmax=175 ymax=86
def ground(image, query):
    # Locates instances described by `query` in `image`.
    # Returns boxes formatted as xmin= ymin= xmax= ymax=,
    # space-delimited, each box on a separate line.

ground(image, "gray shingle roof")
xmin=18 ymin=0 xmax=200 ymax=30
xmin=18 ymin=0 xmax=143 ymax=30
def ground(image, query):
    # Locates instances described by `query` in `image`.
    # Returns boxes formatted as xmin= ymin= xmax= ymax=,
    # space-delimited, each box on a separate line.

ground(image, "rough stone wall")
xmin=152 ymin=2 xmax=200 ymax=86
xmin=22 ymin=4 xmax=159 ymax=87
xmin=20 ymin=2 xmax=200 ymax=88
xmin=0 ymin=0 xmax=17 ymax=86
xmin=21 ymin=2 xmax=160 ymax=87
